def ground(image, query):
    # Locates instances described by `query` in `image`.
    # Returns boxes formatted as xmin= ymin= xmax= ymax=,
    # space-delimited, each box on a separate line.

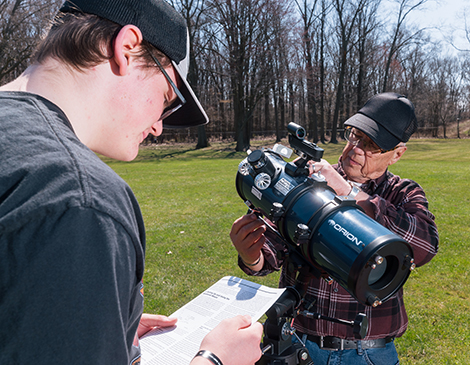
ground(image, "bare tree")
xmin=170 ymin=0 xmax=211 ymax=148
xmin=207 ymin=0 xmax=286 ymax=151
xmin=270 ymin=4 xmax=296 ymax=142
xmin=295 ymin=0 xmax=320 ymax=142
xmin=201 ymin=36 xmax=232 ymax=138
xmin=381 ymin=0 xmax=428 ymax=92
xmin=169 ymin=0 xmax=470 ymax=144
xmin=437 ymin=57 xmax=463 ymax=138
xmin=0 ymin=0 xmax=61 ymax=84
xmin=354 ymin=0 xmax=380 ymax=108
xmin=330 ymin=0 xmax=368 ymax=144
xmin=444 ymin=2 xmax=470 ymax=53
xmin=316 ymin=0 xmax=325 ymax=142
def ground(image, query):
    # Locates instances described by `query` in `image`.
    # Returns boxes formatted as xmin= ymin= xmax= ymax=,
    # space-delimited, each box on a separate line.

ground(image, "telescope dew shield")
xmin=236 ymin=149 xmax=415 ymax=307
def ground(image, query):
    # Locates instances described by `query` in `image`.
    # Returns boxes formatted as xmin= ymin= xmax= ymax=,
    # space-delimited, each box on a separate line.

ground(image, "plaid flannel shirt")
xmin=239 ymin=160 xmax=439 ymax=340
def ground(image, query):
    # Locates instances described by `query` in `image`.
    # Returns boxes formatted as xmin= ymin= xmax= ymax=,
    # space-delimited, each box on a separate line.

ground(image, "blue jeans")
xmin=292 ymin=337 xmax=399 ymax=365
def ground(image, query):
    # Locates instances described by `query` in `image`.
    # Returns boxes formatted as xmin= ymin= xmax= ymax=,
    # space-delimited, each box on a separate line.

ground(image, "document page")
xmin=140 ymin=276 xmax=285 ymax=364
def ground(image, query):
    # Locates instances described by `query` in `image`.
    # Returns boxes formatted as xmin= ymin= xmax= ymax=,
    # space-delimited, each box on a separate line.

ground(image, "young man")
xmin=0 ymin=1 xmax=262 ymax=364
xmin=230 ymin=93 xmax=439 ymax=364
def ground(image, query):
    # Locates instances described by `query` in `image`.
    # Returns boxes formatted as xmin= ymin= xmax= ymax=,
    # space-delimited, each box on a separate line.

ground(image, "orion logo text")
xmin=328 ymin=219 xmax=363 ymax=246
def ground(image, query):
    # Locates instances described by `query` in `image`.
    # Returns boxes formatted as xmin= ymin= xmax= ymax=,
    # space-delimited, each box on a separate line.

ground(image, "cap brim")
xmin=344 ymin=113 xmax=401 ymax=151
xmin=162 ymin=61 xmax=209 ymax=129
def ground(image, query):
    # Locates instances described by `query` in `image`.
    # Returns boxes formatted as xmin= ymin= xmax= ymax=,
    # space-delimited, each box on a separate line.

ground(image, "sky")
xmin=383 ymin=0 xmax=469 ymax=55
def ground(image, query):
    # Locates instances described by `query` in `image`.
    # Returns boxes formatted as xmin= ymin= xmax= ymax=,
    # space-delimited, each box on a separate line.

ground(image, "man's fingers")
xmin=230 ymin=213 xmax=256 ymax=237
xmin=231 ymin=214 xmax=266 ymax=245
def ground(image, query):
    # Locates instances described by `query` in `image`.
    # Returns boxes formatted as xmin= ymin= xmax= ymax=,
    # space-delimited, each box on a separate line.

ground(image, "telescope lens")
xmin=296 ymin=128 xmax=306 ymax=139
xmin=287 ymin=122 xmax=306 ymax=140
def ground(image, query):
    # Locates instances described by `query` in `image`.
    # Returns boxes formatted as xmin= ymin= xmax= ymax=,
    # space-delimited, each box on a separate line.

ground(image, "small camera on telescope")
xmin=236 ymin=122 xmax=415 ymax=307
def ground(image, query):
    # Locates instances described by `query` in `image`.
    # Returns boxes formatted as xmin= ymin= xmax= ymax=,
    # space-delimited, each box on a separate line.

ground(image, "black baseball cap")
xmin=344 ymin=92 xmax=417 ymax=151
xmin=59 ymin=0 xmax=209 ymax=129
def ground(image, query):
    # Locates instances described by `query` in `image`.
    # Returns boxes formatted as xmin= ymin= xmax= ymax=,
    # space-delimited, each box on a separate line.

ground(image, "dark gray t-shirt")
xmin=0 ymin=92 xmax=145 ymax=364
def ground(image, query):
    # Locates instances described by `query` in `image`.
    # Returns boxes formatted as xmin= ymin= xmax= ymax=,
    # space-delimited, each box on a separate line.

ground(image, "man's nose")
xmin=351 ymin=141 xmax=366 ymax=154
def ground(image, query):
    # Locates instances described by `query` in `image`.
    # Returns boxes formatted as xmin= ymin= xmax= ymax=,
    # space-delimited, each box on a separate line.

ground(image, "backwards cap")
xmin=60 ymin=0 xmax=209 ymax=129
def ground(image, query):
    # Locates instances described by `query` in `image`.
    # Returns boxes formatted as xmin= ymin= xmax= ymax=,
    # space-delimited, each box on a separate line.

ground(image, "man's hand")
xmin=191 ymin=315 xmax=263 ymax=365
xmin=308 ymin=159 xmax=351 ymax=196
xmin=230 ymin=213 xmax=266 ymax=266
xmin=309 ymin=159 xmax=374 ymax=216
xmin=137 ymin=313 xmax=178 ymax=338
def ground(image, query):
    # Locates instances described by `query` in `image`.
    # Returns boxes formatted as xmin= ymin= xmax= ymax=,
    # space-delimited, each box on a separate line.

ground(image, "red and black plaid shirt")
xmin=239 ymin=161 xmax=439 ymax=340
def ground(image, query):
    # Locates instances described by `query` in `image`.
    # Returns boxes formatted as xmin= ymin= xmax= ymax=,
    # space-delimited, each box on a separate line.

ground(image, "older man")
xmin=230 ymin=92 xmax=439 ymax=364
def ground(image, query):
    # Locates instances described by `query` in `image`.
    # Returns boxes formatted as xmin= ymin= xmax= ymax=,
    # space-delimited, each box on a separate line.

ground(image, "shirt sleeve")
xmin=368 ymin=178 xmax=439 ymax=267
xmin=0 ymin=205 xmax=143 ymax=364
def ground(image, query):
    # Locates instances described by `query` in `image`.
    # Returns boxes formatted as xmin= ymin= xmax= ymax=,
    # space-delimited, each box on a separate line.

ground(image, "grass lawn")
xmin=102 ymin=137 xmax=470 ymax=364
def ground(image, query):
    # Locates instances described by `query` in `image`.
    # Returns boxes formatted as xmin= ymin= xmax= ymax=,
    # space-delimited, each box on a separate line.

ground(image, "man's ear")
xmin=388 ymin=145 xmax=407 ymax=166
xmin=112 ymin=25 xmax=143 ymax=76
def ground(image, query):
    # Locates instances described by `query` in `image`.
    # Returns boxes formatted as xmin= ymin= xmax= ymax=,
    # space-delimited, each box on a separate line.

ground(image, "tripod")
xmin=256 ymin=258 xmax=368 ymax=365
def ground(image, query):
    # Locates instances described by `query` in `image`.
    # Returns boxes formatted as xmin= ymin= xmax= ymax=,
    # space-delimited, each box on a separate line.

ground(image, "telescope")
xmin=235 ymin=122 xmax=415 ymax=307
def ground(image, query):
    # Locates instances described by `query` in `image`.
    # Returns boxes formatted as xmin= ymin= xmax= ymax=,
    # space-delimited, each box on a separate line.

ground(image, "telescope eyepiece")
xmin=247 ymin=149 xmax=267 ymax=169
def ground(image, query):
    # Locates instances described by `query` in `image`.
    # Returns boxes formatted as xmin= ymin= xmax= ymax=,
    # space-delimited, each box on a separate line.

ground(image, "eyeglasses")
xmin=147 ymin=49 xmax=186 ymax=121
xmin=344 ymin=127 xmax=400 ymax=155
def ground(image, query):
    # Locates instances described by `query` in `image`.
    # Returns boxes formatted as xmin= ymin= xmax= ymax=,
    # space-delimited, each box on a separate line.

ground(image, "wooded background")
xmin=1 ymin=0 xmax=469 ymax=150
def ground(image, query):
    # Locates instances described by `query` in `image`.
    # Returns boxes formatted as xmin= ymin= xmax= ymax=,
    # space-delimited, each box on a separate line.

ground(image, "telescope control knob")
xmin=270 ymin=202 xmax=285 ymax=224
xmin=296 ymin=224 xmax=309 ymax=236
xmin=294 ymin=224 xmax=310 ymax=245
xmin=368 ymin=295 xmax=383 ymax=307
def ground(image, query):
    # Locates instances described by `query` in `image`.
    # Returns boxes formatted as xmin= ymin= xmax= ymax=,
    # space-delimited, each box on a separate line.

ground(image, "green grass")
xmin=102 ymin=138 xmax=470 ymax=364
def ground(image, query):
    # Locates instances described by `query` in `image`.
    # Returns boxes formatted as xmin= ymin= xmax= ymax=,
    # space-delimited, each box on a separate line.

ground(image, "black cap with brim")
xmin=163 ymin=60 xmax=209 ymax=129
xmin=344 ymin=92 xmax=417 ymax=151
xmin=344 ymin=113 xmax=401 ymax=151
xmin=59 ymin=0 xmax=209 ymax=129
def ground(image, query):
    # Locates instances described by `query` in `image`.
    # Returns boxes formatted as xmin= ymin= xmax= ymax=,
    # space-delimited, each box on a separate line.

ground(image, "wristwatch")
xmin=347 ymin=183 xmax=361 ymax=199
